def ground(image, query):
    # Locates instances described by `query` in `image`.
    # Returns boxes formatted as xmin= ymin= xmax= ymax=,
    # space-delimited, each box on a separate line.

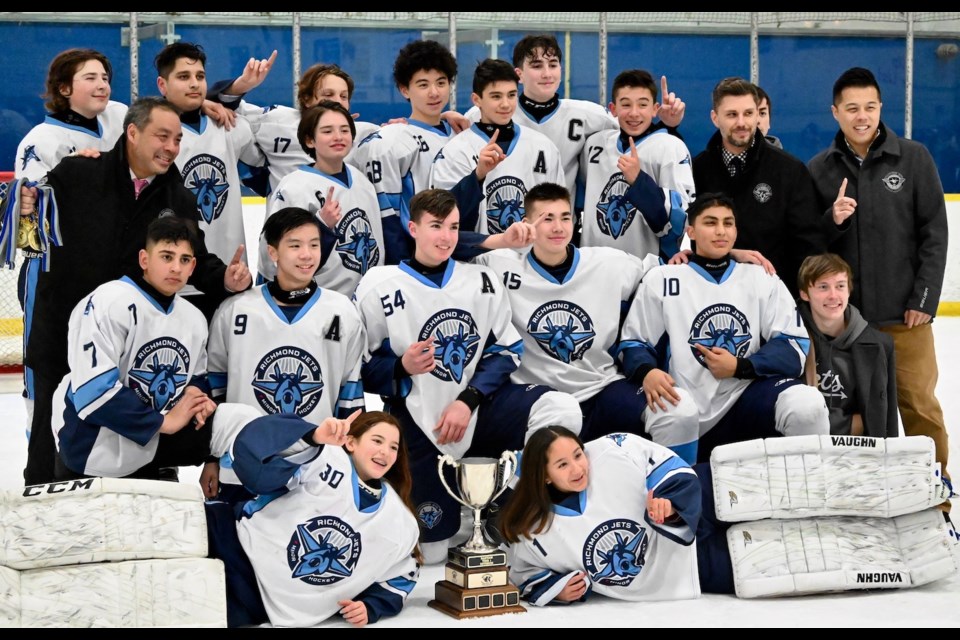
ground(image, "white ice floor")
xmin=2 ymin=320 xmax=959 ymax=627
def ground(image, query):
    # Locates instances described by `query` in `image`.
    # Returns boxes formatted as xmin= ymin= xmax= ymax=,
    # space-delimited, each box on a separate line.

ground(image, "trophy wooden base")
xmin=429 ymin=580 xmax=526 ymax=619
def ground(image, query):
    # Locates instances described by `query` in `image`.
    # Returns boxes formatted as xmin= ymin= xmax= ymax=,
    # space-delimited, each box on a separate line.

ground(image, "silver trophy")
xmin=431 ymin=451 xmax=525 ymax=618
xmin=438 ymin=451 xmax=517 ymax=554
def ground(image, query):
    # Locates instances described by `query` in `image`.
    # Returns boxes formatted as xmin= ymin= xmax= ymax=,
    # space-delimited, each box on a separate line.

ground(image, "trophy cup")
xmin=428 ymin=451 xmax=526 ymax=619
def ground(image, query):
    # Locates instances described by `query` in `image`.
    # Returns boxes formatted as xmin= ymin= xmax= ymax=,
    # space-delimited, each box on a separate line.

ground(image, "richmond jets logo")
xmin=182 ymin=154 xmax=229 ymax=223
xmin=252 ymin=347 xmax=324 ymax=416
xmin=420 ymin=309 xmax=480 ymax=384
xmin=333 ymin=207 xmax=380 ymax=275
xmin=287 ymin=516 xmax=362 ymax=586
xmin=688 ymin=304 xmax=752 ymax=366
xmin=882 ymin=172 xmax=905 ymax=193
xmin=485 ymin=176 xmax=527 ymax=234
xmin=595 ymin=173 xmax=636 ymax=239
xmin=582 ymin=519 xmax=648 ymax=587
xmin=128 ymin=338 xmax=191 ymax=412
xmin=417 ymin=502 xmax=443 ymax=530
xmin=527 ymin=300 xmax=596 ymax=364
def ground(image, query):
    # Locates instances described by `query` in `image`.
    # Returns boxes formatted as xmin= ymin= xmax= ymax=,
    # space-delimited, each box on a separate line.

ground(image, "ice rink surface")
xmin=1 ymin=320 xmax=958 ymax=627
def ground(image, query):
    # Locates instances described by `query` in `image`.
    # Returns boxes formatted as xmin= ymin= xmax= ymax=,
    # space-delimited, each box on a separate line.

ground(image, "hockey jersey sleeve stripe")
xmin=647 ymin=472 xmax=701 ymax=546
xmin=646 ymin=456 xmax=693 ymax=491
xmin=385 ymin=576 xmax=416 ymax=595
xmin=232 ymin=414 xmax=320 ymax=495
xmin=338 ymin=380 xmax=364 ymax=401
xmin=72 ymin=367 xmax=121 ymax=413
xmin=626 ymin=172 xmax=669 ymax=233
xmin=746 ymin=335 xmax=807 ymax=377
xmin=208 ymin=372 xmax=228 ymax=395
xmin=380 ymin=192 xmax=401 ymax=213
xmin=483 ymin=339 xmax=524 ymax=357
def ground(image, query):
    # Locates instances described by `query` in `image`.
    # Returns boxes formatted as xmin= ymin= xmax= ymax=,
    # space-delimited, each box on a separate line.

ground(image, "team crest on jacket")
xmin=596 ymin=173 xmax=636 ymax=239
xmin=287 ymin=516 xmax=362 ymax=585
xmin=333 ymin=207 xmax=380 ymax=275
xmin=420 ymin=309 xmax=480 ymax=384
xmin=127 ymin=338 xmax=191 ymax=412
xmin=182 ymin=154 xmax=229 ymax=223
xmin=882 ymin=172 xmax=905 ymax=193
xmin=251 ymin=347 xmax=324 ymax=416
xmin=417 ymin=501 xmax=443 ymax=529
xmin=20 ymin=145 xmax=39 ymax=171
xmin=485 ymin=176 xmax=527 ymax=233
xmin=527 ymin=300 xmax=596 ymax=364
xmin=753 ymin=182 xmax=773 ymax=203
xmin=583 ymin=519 xmax=648 ymax=586
xmin=688 ymin=304 xmax=752 ymax=366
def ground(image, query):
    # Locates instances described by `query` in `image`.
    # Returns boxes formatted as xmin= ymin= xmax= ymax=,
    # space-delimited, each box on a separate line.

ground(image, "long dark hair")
xmin=346 ymin=411 xmax=422 ymax=563
xmin=499 ymin=426 xmax=584 ymax=544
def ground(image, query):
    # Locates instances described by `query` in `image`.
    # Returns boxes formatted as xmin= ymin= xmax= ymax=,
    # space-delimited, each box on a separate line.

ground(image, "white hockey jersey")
xmin=15 ymin=101 xmax=128 ymax=181
xmin=508 ymin=433 xmax=700 ymax=604
xmin=52 ymin=276 xmax=208 ymax=477
xmin=354 ymin=260 xmax=523 ymax=459
xmin=430 ymin=124 xmax=564 ymax=234
xmin=622 ymin=262 xmax=810 ymax=429
xmin=466 ymin=99 xmax=616 ymax=193
xmin=238 ymin=101 xmax=378 ymax=196
xmin=212 ymin=406 xmax=419 ymax=628
xmin=348 ymin=120 xmax=455 ymax=262
xmin=177 ymin=115 xmax=261 ymax=273
xmin=207 ymin=284 xmax=364 ymax=422
xmin=580 ymin=128 xmax=693 ymax=257
xmin=476 ymin=246 xmax=654 ymax=401
xmin=262 ymin=164 xmax=384 ymax=296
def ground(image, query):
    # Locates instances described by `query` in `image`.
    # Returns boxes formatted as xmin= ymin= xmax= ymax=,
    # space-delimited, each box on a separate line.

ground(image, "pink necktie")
xmin=133 ymin=178 xmax=150 ymax=199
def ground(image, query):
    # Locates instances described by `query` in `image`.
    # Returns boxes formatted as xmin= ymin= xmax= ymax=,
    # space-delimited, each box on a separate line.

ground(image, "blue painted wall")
xmin=1 ymin=22 xmax=957 ymax=190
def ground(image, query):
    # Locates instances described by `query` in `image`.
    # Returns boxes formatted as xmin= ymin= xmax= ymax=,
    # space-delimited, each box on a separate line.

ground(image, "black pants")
xmin=24 ymin=367 xmax=62 ymax=486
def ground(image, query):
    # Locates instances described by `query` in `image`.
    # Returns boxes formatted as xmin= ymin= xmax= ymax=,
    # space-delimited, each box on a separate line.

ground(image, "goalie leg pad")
xmin=727 ymin=508 xmax=960 ymax=598
xmin=711 ymin=435 xmax=948 ymax=522
xmin=1 ymin=477 xmax=207 ymax=570
xmin=9 ymin=558 xmax=226 ymax=628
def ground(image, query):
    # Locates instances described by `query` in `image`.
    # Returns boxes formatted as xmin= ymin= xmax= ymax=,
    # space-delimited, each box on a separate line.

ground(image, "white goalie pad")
xmin=728 ymin=508 xmax=960 ymax=598
xmin=0 ymin=478 xmax=208 ymax=570
xmin=0 ymin=558 xmax=226 ymax=628
xmin=711 ymin=435 xmax=949 ymax=522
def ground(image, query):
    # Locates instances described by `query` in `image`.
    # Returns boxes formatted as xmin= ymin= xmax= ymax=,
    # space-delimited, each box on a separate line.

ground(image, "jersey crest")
xmin=334 ymin=207 xmax=380 ymax=275
xmin=419 ymin=309 xmax=480 ymax=384
xmin=595 ymin=173 xmax=636 ymax=239
xmin=606 ymin=433 xmax=628 ymax=447
xmin=583 ymin=519 xmax=648 ymax=587
xmin=20 ymin=145 xmax=40 ymax=171
xmin=527 ymin=300 xmax=596 ymax=364
xmin=485 ymin=176 xmax=527 ymax=233
xmin=251 ymin=347 xmax=324 ymax=416
xmin=287 ymin=516 xmax=362 ymax=585
xmin=688 ymin=304 xmax=752 ymax=366
xmin=182 ymin=154 xmax=230 ymax=223
xmin=417 ymin=501 xmax=443 ymax=530
xmin=127 ymin=338 xmax=191 ymax=412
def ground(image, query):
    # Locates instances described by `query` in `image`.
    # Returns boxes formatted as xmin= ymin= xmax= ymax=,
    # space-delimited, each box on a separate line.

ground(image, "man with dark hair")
xmin=808 ymin=67 xmax=950 ymax=479
xmin=13 ymin=96 xmax=249 ymax=485
xmin=52 ymin=216 xmax=217 ymax=480
xmin=354 ymin=188 xmax=581 ymax=562
xmin=693 ymin=77 xmax=823 ymax=297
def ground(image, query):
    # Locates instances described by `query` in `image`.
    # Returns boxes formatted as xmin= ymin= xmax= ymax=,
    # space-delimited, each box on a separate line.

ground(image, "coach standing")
xmin=808 ymin=67 xmax=950 ymax=481
xmin=16 ymin=97 xmax=251 ymax=485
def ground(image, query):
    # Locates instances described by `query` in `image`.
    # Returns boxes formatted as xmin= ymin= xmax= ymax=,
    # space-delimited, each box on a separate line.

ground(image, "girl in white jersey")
xmin=499 ymin=426 xmax=735 ymax=605
xmin=206 ymin=408 xmax=422 ymax=627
